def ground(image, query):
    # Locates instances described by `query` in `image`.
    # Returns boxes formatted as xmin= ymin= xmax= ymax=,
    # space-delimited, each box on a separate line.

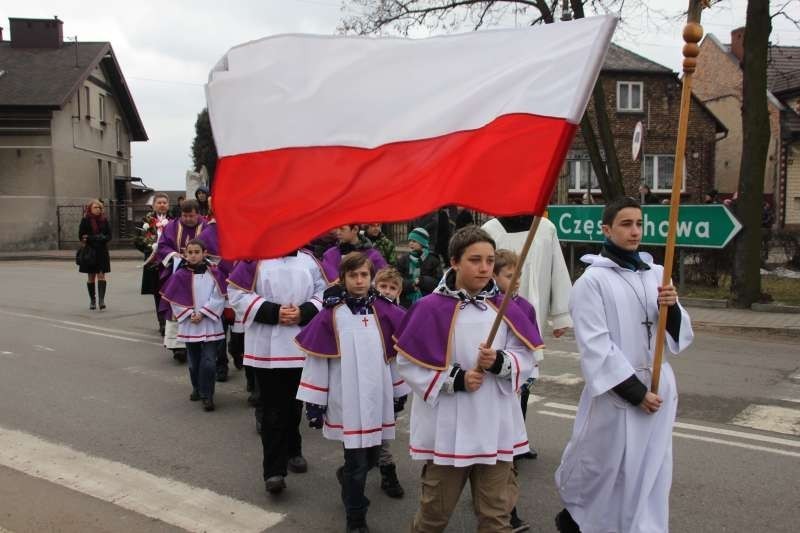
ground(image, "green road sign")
xmin=547 ymin=204 xmax=742 ymax=249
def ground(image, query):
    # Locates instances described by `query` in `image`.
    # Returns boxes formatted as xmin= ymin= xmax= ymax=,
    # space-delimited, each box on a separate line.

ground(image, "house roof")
xmin=0 ymin=41 xmax=147 ymax=141
xmin=767 ymin=45 xmax=800 ymax=95
xmin=603 ymin=43 xmax=673 ymax=73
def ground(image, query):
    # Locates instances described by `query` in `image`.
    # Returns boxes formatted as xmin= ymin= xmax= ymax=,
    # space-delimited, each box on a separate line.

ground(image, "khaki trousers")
xmin=411 ymin=460 xmax=518 ymax=533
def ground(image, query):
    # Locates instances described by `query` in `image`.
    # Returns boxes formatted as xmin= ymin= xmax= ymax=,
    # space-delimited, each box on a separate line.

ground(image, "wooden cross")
xmin=362 ymin=316 xmax=369 ymax=327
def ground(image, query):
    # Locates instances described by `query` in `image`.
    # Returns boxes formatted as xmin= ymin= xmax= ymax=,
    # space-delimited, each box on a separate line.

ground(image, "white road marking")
xmin=732 ymin=405 xmax=800 ymax=437
xmin=543 ymin=401 xmax=800 ymax=448
xmin=538 ymin=410 xmax=800 ymax=457
xmin=0 ymin=426 xmax=284 ymax=532
xmin=49 ymin=325 xmax=163 ymax=347
xmin=543 ymin=349 xmax=580 ymax=360
xmin=526 ymin=394 xmax=545 ymax=405
xmin=32 ymin=345 xmax=55 ymax=352
xmin=0 ymin=309 xmax=159 ymax=340
xmin=0 ymin=351 xmax=13 ymax=355
xmin=538 ymin=373 xmax=584 ymax=386
xmin=672 ymin=432 xmax=800 ymax=459
xmin=779 ymin=398 xmax=800 ymax=404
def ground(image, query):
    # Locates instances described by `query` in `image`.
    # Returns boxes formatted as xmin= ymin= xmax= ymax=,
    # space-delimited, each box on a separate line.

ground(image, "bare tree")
xmin=730 ymin=0 xmax=799 ymax=307
xmin=340 ymin=0 xmax=631 ymax=200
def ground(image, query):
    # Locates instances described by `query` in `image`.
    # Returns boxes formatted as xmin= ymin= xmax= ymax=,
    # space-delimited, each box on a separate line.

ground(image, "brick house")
xmin=0 ymin=17 xmax=147 ymax=251
xmin=694 ymin=28 xmax=800 ymax=229
xmin=562 ymin=43 xmax=725 ymax=204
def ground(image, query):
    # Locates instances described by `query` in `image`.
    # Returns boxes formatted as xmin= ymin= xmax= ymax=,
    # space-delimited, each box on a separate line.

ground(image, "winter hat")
xmin=408 ymin=227 xmax=430 ymax=248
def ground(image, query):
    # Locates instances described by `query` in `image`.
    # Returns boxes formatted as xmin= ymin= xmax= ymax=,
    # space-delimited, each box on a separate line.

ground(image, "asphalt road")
xmin=0 ymin=260 xmax=798 ymax=532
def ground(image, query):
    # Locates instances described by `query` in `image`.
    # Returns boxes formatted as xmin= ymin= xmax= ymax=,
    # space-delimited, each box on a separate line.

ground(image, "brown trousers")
xmin=411 ymin=460 xmax=518 ymax=533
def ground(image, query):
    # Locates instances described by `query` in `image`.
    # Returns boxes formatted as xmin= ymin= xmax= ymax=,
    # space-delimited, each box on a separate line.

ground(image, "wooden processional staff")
xmin=652 ymin=0 xmax=708 ymax=393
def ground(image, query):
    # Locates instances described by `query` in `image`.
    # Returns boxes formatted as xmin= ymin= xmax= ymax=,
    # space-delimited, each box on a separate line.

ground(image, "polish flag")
xmin=207 ymin=16 xmax=616 ymax=260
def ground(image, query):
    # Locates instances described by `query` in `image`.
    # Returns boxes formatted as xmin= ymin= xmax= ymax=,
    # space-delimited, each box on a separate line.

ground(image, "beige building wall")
xmin=695 ymin=35 xmax=779 ymax=196
xmin=786 ymin=143 xmax=800 ymax=227
xmin=0 ymin=135 xmax=58 ymax=250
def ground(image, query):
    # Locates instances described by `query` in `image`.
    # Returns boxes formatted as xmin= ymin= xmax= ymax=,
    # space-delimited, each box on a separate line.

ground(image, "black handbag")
xmin=76 ymin=245 xmax=97 ymax=269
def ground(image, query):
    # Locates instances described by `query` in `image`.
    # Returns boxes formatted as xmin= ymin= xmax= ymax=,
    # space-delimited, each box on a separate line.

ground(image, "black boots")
xmin=379 ymin=464 xmax=404 ymax=498
xmin=86 ymin=282 xmax=96 ymax=310
xmin=555 ymin=508 xmax=581 ymax=533
xmin=97 ymin=280 xmax=107 ymax=310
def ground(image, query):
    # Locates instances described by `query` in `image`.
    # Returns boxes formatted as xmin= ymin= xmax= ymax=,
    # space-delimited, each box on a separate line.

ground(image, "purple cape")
xmin=394 ymin=293 xmax=544 ymax=371
xmin=320 ymin=246 xmax=387 ymax=284
xmin=159 ymin=264 xmax=227 ymax=307
xmin=227 ymin=259 xmax=258 ymax=292
xmin=512 ymin=295 xmax=542 ymax=338
xmin=295 ymin=298 xmax=405 ymax=360
xmin=196 ymin=221 xmax=234 ymax=276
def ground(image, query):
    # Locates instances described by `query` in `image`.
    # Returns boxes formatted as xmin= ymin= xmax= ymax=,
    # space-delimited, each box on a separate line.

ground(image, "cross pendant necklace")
xmin=613 ymin=270 xmax=653 ymax=349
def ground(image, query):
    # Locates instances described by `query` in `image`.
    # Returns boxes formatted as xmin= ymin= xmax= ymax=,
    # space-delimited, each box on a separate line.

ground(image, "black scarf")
xmin=600 ymin=239 xmax=650 ymax=271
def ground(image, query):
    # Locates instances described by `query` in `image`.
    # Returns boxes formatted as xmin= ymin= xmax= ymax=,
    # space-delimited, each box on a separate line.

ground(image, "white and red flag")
xmin=207 ymin=16 xmax=616 ymax=259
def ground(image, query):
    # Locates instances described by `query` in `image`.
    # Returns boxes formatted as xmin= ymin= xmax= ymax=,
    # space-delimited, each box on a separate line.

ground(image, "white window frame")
xmin=116 ymin=118 xmax=123 ymax=154
xmin=616 ymin=81 xmax=644 ymax=112
xmin=642 ymin=154 xmax=687 ymax=193
xmin=566 ymin=157 xmax=602 ymax=193
xmin=98 ymin=94 xmax=106 ymax=123
xmin=84 ymin=86 xmax=91 ymax=118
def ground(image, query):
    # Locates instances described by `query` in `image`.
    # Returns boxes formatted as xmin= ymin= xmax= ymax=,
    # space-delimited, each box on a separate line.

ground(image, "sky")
xmin=3 ymin=0 xmax=799 ymax=191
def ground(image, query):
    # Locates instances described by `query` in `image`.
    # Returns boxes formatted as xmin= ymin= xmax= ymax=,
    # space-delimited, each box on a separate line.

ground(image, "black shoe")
xmin=510 ymin=513 xmax=530 ymax=532
xmin=216 ymin=368 xmax=229 ymax=382
xmin=99 ymin=302 xmax=106 ymax=310
xmin=346 ymin=525 xmax=369 ymax=533
xmin=202 ymin=398 xmax=215 ymax=412
xmin=247 ymin=392 xmax=259 ymax=407
xmin=555 ymin=508 xmax=581 ymax=533
xmin=256 ymin=417 xmax=262 ymax=435
xmin=87 ymin=283 xmax=96 ymax=310
xmin=232 ymin=353 xmax=244 ymax=370
xmin=89 ymin=301 xmax=97 ymax=310
xmin=264 ymin=475 xmax=286 ymax=494
xmin=519 ymin=448 xmax=538 ymax=460
xmin=287 ymin=455 xmax=308 ymax=473
xmin=336 ymin=466 xmax=344 ymax=487
xmin=379 ymin=464 xmax=404 ymax=498
xmin=189 ymin=391 xmax=200 ymax=401
xmin=172 ymin=349 xmax=187 ymax=363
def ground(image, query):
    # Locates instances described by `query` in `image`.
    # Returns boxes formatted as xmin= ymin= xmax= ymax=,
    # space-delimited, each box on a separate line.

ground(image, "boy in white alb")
xmin=554 ymin=197 xmax=693 ymax=533
xmin=295 ymin=253 xmax=409 ymax=533
xmin=159 ymin=239 xmax=227 ymax=412
xmin=395 ymin=227 xmax=542 ymax=532
xmin=227 ymin=248 xmax=326 ymax=495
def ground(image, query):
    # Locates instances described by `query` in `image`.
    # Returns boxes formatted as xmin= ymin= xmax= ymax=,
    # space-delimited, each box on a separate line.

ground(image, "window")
xmin=84 ymin=87 xmax=91 ymax=118
xmin=617 ymin=81 xmax=643 ymax=112
xmin=642 ymin=154 xmax=686 ymax=192
xmin=98 ymin=94 xmax=106 ymax=123
xmin=115 ymin=118 xmax=123 ymax=154
xmin=567 ymin=157 xmax=601 ymax=193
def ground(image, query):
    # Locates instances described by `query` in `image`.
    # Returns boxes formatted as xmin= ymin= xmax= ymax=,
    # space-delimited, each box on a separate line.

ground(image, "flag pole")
xmin=651 ymin=1 xmax=707 ymax=393
xmin=484 ymin=216 xmax=542 ymax=348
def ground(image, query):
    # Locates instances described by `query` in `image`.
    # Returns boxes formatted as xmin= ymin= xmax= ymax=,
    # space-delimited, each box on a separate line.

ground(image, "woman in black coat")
xmin=78 ymin=199 xmax=112 ymax=310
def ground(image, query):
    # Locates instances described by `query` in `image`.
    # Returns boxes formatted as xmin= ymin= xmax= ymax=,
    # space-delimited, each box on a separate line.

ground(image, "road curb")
xmin=692 ymin=321 xmax=800 ymax=337
xmin=683 ymin=297 xmax=728 ymax=308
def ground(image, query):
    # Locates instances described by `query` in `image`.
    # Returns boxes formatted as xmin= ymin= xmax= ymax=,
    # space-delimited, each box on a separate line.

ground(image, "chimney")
xmin=730 ymin=26 xmax=745 ymax=64
xmin=9 ymin=16 xmax=63 ymax=48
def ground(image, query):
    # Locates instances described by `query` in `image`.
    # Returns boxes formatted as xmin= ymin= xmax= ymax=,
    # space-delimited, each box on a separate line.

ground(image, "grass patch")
xmin=682 ymin=275 xmax=800 ymax=305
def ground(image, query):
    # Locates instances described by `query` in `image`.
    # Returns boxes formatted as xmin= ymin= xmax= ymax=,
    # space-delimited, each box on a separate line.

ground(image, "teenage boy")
xmin=155 ymin=199 xmax=205 ymax=362
xmin=321 ymin=225 xmax=387 ymax=284
xmin=159 ymin=239 xmax=227 ymax=412
xmin=295 ymin=252 xmax=409 ymax=533
xmin=395 ymin=226 xmax=543 ymax=532
xmin=554 ymin=197 xmax=693 ymax=533
xmin=227 ymin=249 xmax=326 ymax=495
